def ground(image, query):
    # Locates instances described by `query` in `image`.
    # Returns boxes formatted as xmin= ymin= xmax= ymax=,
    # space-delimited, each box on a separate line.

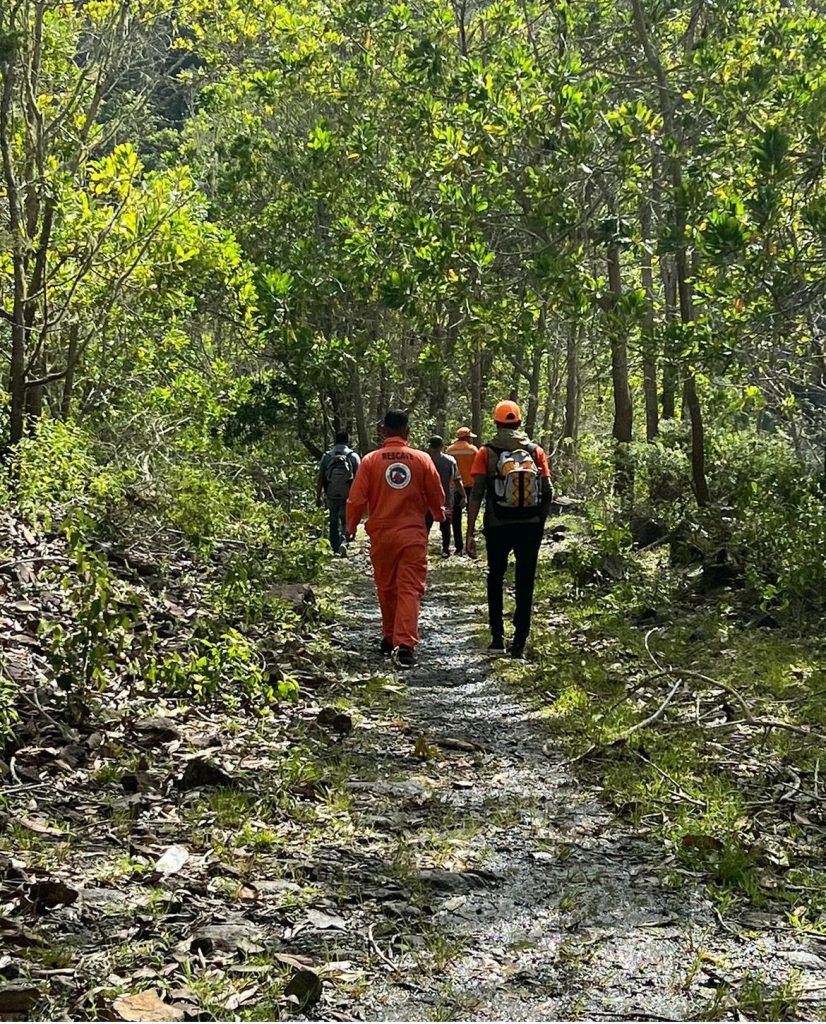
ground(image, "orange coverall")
xmin=346 ymin=436 xmax=446 ymax=649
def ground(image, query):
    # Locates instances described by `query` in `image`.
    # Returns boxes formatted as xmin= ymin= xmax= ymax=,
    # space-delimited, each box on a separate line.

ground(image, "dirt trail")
xmin=328 ymin=549 xmax=823 ymax=1022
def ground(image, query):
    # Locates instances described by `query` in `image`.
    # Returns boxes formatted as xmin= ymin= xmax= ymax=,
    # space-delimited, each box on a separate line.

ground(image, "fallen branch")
xmin=366 ymin=924 xmax=398 ymax=973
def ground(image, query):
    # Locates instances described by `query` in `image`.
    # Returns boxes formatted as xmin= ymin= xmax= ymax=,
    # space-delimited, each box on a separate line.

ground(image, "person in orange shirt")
xmin=446 ymin=426 xmax=479 ymax=555
xmin=346 ymin=409 xmax=446 ymax=669
xmin=466 ymin=401 xmax=553 ymax=659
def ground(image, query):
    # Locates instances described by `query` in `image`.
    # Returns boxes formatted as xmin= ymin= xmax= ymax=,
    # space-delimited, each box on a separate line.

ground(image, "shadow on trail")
xmin=328 ymin=550 xmax=818 ymax=1022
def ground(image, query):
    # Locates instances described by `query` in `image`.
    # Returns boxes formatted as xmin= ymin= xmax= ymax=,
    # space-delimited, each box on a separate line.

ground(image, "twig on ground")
xmin=634 ymin=750 xmax=706 ymax=808
xmin=643 ymin=626 xmax=666 ymax=673
xmin=8 ymin=755 xmax=23 ymax=785
xmin=367 ymin=924 xmax=398 ymax=972
xmin=625 ymin=677 xmax=683 ymax=736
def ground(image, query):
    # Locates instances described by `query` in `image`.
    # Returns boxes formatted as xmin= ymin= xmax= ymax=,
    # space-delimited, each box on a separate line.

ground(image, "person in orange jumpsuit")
xmin=446 ymin=426 xmax=479 ymax=554
xmin=346 ymin=409 xmax=446 ymax=669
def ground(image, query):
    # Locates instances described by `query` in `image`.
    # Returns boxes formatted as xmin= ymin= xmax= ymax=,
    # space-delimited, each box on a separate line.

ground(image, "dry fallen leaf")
xmin=18 ymin=817 xmax=64 ymax=838
xmin=305 ymin=909 xmax=346 ymax=931
xmin=153 ymin=845 xmax=189 ymax=877
xmin=284 ymin=969 xmax=322 ymax=1011
xmin=112 ymin=989 xmax=184 ymax=1022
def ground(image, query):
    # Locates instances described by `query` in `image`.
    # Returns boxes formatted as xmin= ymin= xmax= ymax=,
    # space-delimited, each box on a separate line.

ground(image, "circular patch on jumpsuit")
xmin=385 ymin=462 xmax=412 ymax=489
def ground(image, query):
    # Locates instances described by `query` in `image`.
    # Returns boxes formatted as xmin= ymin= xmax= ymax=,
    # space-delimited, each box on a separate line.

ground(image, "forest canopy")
xmin=1 ymin=0 xmax=825 ymax=599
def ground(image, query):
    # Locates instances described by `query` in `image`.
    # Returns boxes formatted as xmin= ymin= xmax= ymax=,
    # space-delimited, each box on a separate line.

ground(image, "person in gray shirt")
xmin=425 ymin=435 xmax=463 ymax=558
xmin=317 ymin=431 xmax=361 ymax=556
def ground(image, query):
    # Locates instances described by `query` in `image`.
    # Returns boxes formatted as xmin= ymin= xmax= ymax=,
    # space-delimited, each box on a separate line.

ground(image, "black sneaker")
xmin=392 ymin=645 xmax=415 ymax=669
xmin=488 ymin=637 xmax=506 ymax=654
xmin=380 ymin=637 xmax=393 ymax=657
xmin=510 ymin=641 xmax=526 ymax=660
xmin=441 ymin=549 xmax=450 ymax=559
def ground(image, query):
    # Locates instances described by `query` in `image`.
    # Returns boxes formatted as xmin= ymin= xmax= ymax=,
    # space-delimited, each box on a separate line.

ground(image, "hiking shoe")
xmin=338 ymin=544 xmax=348 ymax=558
xmin=392 ymin=645 xmax=415 ymax=669
xmin=379 ymin=637 xmax=393 ymax=657
xmin=510 ymin=641 xmax=526 ymax=660
xmin=441 ymin=549 xmax=450 ymax=559
xmin=488 ymin=637 xmax=506 ymax=654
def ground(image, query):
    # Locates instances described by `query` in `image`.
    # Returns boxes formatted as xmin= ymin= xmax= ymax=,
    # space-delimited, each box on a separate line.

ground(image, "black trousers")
xmin=425 ymin=512 xmax=452 ymax=551
xmin=485 ymin=523 xmax=543 ymax=643
xmin=451 ymin=487 xmax=467 ymax=551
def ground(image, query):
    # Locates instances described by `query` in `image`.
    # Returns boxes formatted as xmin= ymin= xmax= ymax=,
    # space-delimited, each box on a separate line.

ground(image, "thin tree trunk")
xmin=1 ymin=41 xmax=27 ymax=445
xmin=607 ymin=242 xmax=632 ymax=445
xmin=631 ymin=0 xmax=709 ymax=506
xmin=640 ymin=193 xmax=659 ymax=440
xmin=525 ymin=344 xmax=543 ymax=437
xmin=563 ymin=323 xmax=579 ymax=441
xmin=607 ymin=238 xmax=633 ymax=498
xmin=660 ymin=256 xmax=678 ymax=419
xmin=471 ymin=346 xmax=483 ymax=440
xmin=352 ymin=366 xmax=369 ymax=453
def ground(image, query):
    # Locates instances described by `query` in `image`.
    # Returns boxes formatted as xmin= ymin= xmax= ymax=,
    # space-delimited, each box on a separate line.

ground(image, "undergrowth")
xmin=501 ymin=514 xmax=826 ymax=932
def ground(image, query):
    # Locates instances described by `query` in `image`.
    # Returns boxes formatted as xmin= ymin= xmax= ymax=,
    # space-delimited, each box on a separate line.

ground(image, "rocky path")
xmin=324 ymin=549 xmax=824 ymax=1021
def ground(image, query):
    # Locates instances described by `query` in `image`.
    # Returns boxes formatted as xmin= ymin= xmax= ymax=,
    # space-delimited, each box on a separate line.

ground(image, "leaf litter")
xmin=0 ymin=516 xmax=823 ymax=1020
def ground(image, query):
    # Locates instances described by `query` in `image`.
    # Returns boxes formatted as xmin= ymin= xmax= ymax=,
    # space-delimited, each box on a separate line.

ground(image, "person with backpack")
xmin=317 ymin=431 xmax=361 ymax=557
xmin=465 ymin=401 xmax=553 ymax=659
xmin=425 ymin=436 xmax=463 ymax=558
xmin=446 ymin=426 xmax=479 ymax=555
xmin=345 ymin=409 xmax=446 ymax=669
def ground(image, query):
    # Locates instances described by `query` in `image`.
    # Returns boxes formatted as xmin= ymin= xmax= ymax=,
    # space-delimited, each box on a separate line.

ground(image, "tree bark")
xmin=607 ymin=241 xmax=633 ymax=445
xmin=471 ymin=346 xmax=483 ymax=440
xmin=631 ymin=0 xmax=709 ymax=506
xmin=660 ymin=255 xmax=678 ymax=419
xmin=640 ymin=193 xmax=659 ymax=440
xmin=607 ymin=237 xmax=633 ymax=498
xmin=352 ymin=365 xmax=369 ymax=453
xmin=1 ymin=36 xmax=27 ymax=445
xmin=563 ymin=323 xmax=579 ymax=441
xmin=525 ymin=343 xmax=543 ymax=437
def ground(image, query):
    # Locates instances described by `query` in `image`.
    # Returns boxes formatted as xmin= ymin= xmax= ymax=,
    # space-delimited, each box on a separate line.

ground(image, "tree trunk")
xmin=607 ymin=242 xmax=632 ymax=445
xmin=631 ymin=0 xmax=709 ymax=505
xmin=471 ymin=346 xmax=483 ymax=440
xmin=683 ymin=374 xmax=709 ymax=506
xmin=563 ymin=323 xmax=579 ymax=441
xmin=660 ymin=256 xmax=678 ymax=419
xmin=1 ymin=43 xmax=27 ymax=445
xmin=525 ymin=344 xmax=543 ymax=437
xmin=607 ymin=238 xmax=633 ymax=498
xmin=640 ymin=193 xmax=659 ymax=440
xmin=352 ymin=366 xmax=369 ymax=453
xmin=60 ymin=325 xmax=79 ymax=421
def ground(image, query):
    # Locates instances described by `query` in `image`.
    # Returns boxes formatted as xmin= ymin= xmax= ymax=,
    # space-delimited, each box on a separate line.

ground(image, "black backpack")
xmin=325 ymin=452 xmax=355 ymax=499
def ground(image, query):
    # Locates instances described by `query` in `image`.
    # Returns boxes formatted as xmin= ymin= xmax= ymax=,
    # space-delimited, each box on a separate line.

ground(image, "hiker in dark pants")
xmin=465 ymin=401 xmax=553 ymax=659
xmin=425 ymin=435 xmax=463 ymax=558
xmin=317 ymin=431 xmax=361 ymax=557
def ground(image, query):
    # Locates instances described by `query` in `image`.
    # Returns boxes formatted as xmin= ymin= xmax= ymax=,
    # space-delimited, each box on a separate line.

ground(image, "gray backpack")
xmin=325 ymin=452 xmax=354 ymax=499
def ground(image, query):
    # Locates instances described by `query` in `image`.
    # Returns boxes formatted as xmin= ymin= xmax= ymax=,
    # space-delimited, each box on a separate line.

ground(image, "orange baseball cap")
xmin=455 ymin=426 xmax=477 ymax=439
xmin=494 ymin=400 xmax=522 ymax=425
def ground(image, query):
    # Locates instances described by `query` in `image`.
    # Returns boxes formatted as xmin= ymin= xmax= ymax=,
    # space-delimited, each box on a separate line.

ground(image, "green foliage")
xmin=40 ymin=533 xmax=144 ymax=721
xmin=159 ymin=462 xmax=325 ymax=579
xmin=13 ymin=420 xmax=131 ymax=529
xmin=0 ymin=669 xmax=18 ymax=741
xmin=708 ymin=431 xmax=826 ymax=608
xmin=150 ymin=630 xmax=298 ymax=711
